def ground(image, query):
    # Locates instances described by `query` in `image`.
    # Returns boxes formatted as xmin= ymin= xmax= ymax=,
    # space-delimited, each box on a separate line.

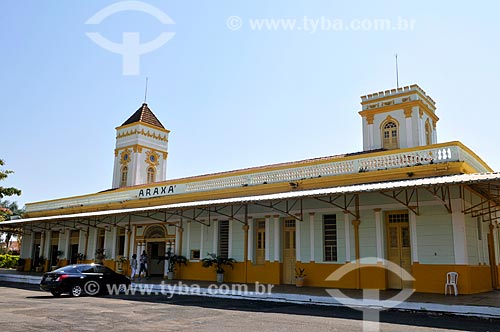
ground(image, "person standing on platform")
xmin=139 ymin=250 xmax=149 ymax=280
xmin=130 ymin=254 xmax=137 ymax=281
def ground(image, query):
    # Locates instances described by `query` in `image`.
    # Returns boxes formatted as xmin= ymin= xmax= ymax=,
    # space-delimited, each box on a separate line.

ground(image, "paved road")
xmin=0 ymin=282 xmax=499 ymax=332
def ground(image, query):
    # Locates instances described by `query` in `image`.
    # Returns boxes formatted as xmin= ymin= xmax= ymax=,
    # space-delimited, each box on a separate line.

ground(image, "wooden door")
xmin=70 ymin=244 xmax=79 ymax=264
xmin=32 ymin=232 xmax=41 ymax=269
xmin=255 ymin=220 xmax=266 ymax=265
xmin=50 ymin=245 xmax=58 ymax=266
xmin=148 ymin=241 xmax=165 ymax=276
xmin=386 ymin=212 xmax=412 ymax=289
xmin=282 ymin=219 xmax=296 ymax=284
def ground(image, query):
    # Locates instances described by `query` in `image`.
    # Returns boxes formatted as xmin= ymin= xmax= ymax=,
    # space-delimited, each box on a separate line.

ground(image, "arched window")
xmin=120 ymin=166 xmax=128 ymax=187
xmin=425 ymin=120 xmax=432 ymax=145
xmin=147 ymin=167 xmax=156 ymax=184
xmin=382 ymin=121 xmax=399 ymax=149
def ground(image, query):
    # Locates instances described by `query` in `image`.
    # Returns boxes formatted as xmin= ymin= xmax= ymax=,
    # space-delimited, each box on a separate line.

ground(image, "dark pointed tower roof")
xmin=121 ymin=103 xmax=165 ymax=128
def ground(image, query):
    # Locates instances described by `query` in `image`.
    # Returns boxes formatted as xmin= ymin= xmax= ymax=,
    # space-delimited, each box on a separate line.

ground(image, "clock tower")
xmin=112 ymin=103 xmax=170 ymax=188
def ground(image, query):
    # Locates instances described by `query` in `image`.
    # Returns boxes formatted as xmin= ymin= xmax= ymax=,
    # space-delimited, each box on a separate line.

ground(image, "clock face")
xmin=123 ymin=154 xmax=129 ymax=161
xmin=150 ymin=155 xmax=156 ymax=162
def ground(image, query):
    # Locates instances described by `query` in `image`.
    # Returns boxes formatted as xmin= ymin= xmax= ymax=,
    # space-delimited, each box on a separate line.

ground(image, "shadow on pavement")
xmin=106 ymin=292 xmax=500 ymax=332
xmin=4 ymin=281 xmax=500 ymax=332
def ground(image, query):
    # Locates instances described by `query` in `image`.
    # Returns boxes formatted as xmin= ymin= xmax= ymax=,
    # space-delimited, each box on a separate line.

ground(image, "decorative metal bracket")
xmin=254 ymin=199 xmax=303 ymax=222
xmin=423 ymin=185 xmax=451 ymax=214
xmin=314 ymin=194 xmax=359 ymax=219
xmin=379 ymin=188 xmax=420 ymax=215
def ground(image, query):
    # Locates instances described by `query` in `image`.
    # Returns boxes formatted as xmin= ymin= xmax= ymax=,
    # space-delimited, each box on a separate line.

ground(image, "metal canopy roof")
xmin=2 ymin=172 xmax=500 ymax=227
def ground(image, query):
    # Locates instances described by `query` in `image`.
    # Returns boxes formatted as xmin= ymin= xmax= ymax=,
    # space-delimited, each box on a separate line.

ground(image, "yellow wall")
xmin=177 ymin=261 xmax=282 ymax=283
xmin=296 ymin=262 xmax=388 ymax=289
xmin=412 ymin=264 xmax=492 ymax=294
xmin=177 ymin=261 xmax=386 ymax=289
xmin=24 ymin=258 xmax=31 ymax=271
xmin=17 ymin=256 xmax=496 ymax=295
xmin=175 ymin=261 xmax=493 ymax=295
xmin=246 ymin=262 xmax=281 ymax=284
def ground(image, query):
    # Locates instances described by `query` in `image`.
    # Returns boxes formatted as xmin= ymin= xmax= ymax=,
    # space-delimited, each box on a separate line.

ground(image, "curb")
xmin=0 ymin=274 xmax=42 ymax=285
xmin=2 ymin=273 xmax=500 ymax=318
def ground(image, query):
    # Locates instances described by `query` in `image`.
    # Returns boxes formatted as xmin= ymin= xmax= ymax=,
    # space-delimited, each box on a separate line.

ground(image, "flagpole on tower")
xmin=395 ymin=54 xmax=399 ymax=88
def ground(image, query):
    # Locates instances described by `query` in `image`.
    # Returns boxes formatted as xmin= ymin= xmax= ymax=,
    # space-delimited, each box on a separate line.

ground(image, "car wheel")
xmin=51 ymin=290 xmax=61 ymax=297
xmin=71 ymin=285 xmax=83 ymax=297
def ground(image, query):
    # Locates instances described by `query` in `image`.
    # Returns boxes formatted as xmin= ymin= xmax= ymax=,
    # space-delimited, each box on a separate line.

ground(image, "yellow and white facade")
xmin=5 ymin=84 xmax=500 ymax=295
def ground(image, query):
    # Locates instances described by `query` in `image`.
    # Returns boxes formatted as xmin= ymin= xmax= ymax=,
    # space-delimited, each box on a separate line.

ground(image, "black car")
xmin=40 ymin=263 xmax=131 ymax=297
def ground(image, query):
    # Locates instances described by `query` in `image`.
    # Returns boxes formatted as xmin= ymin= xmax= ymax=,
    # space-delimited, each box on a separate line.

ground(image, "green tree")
xmin=0 ymin=159 xmax=22 ymax=253
xmin=0 ymin=159 xmax=21 ymax=200
xmin=0 ymin=200 xmax=25 ymax=253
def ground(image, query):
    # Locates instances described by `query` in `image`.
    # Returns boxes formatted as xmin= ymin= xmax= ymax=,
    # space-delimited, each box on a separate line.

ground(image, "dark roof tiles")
xmin=121 ymin=103 xmax=165 ymax=129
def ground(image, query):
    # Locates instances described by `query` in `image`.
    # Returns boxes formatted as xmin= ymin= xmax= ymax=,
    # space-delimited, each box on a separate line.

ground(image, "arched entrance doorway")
xmin=144 ymin=225 xmax=167 ymax=276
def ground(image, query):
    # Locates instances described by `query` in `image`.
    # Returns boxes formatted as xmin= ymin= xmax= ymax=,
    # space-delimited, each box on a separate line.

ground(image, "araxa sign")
xmin=137 ymin=184 xmax=187 ymax=199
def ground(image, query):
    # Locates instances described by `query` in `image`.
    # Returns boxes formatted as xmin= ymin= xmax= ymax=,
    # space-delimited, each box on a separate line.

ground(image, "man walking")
xmin=138 ymin=250 xmax=149 ymax=280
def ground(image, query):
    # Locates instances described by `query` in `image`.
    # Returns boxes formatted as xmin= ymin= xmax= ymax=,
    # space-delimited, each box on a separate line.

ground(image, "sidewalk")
xmin=2 ymin=268 xmax=500 ymax=318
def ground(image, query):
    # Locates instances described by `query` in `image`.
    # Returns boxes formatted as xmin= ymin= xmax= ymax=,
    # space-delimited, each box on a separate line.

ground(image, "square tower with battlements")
xmin=358 ymin=84 xmax=438 ymax=151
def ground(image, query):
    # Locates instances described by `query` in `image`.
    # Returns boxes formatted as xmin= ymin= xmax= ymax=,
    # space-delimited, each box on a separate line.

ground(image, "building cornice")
xmin=359 ymin=100 xmax=439 ymax=123
xmin=25 ymin=141 xmax=492 ymax=216
xmin=116 ymin=121 xmax=170 ymax=134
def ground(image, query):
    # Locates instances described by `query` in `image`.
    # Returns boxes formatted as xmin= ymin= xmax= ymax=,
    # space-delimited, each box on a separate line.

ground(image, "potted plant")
xmin=95 ymin=249 xmax=106 ymax=264
xmin=167 ymin=254 xmax=188 ymax=279
xmin=157 ymin=252 xmax=188 ymax=279
xmin=201 ymin=253 xmax=236 ymax=283
xmin=295 ymin=267 xmax=307 ymax=287
xmin=16 ymin=258 xmax=25 ymax=271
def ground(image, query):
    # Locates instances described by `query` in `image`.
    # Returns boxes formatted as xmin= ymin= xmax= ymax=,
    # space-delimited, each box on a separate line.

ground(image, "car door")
xmin=79 ymin=265 xmax=102 ymax=293
xmin=96 ymin=265 xmax=114 ymax=289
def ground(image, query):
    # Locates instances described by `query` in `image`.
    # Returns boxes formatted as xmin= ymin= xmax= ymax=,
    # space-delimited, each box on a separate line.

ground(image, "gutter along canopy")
xmin=2 ymin=172 xmax=500 ymax=230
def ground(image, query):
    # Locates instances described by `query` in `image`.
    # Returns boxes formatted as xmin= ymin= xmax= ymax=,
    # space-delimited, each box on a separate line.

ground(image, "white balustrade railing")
xmin=26 ymin=144 xmax=489 ymax=213
xmin=184 ymin=146 xmax=460 ymax=192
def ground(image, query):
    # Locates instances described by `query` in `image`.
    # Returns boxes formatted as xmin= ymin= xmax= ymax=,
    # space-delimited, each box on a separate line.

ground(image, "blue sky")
xmin=2 ymin=0 xmax=500 ymax=207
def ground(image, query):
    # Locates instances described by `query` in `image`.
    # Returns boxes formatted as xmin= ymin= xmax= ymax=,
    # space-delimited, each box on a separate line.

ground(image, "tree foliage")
xmin=0 ymin=159 xmax=22 ymax=252
xmin=0 ymin=200 xmax=24 ymax=221
xmin=0 ymin=159 xmax=21 ymax=199
xmin=0 ymin=200 xmax=24 ymax=253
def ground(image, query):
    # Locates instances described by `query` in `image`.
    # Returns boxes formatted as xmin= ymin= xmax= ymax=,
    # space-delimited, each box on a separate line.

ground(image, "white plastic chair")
xmin=444 ymin=272 xmax=458 ymax=296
